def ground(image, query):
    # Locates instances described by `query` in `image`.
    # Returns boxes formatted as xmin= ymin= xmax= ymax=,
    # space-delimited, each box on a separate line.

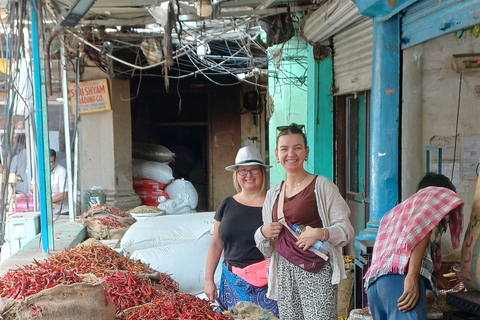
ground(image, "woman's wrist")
xmin=322 ymin=228 xmax=329 ymax=241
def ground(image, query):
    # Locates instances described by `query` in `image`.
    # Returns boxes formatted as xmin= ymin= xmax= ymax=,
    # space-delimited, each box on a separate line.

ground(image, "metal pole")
xmin=60 ymin=33 xmax=74 ymax=221
xmin=30 ymin=0 xmax=54 ymax=252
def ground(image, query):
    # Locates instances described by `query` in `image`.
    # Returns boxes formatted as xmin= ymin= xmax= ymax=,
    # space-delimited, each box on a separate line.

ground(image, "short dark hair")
xmin=16 ymin=134 xmax=26 ymax=147
xmin=49 ymin=149 xmax=57 ymax=160
xmin=276 ymin=123 xmax=308 ymax=148
xmin=417 ymin=172 xmax=456 ymax=192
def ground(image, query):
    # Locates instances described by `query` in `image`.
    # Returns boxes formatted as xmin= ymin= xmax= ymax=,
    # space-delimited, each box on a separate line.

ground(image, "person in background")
xmin=10 ymin=134 xmax=29 ymax=195
xmin=204 ymin=146 xmax=278 ymax=316
xmin=31 ymin=149 xmax=68 ymax=215
xmin=254 ymin=123 xmax=354 ymax=320
xmin=364 ymin=172 xmax=464 ymax=320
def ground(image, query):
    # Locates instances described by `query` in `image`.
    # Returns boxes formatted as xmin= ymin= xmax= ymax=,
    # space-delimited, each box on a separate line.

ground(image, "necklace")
xmin=286 ymin=174 xmax=307 ymax=189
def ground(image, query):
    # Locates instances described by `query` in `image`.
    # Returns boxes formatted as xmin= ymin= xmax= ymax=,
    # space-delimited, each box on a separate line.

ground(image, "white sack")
xmin=130 ymin=233 xmax=222 ymax=295
xmin=157 ymin=196 xmax=196 ymax=215
xmin=120 ymin=211 xmax=215 ymax=253
xmin=164 ymin=178 xmax=198 ymax=209
xmin=132 ymin=159 xmax=174 ymax=185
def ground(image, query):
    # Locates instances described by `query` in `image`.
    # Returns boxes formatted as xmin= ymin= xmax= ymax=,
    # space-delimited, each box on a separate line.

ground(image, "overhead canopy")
xmin=300 ymin=0 xmax=364 ymax=44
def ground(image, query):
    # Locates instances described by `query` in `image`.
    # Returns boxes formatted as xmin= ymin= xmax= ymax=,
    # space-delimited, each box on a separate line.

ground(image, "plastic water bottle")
xmin=292 ymin=224 xmax=331 ymax=253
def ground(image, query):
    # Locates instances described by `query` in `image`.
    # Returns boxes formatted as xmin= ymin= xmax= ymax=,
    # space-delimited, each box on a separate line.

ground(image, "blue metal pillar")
xmin=357 ymin=15 xmax=400 ymax=244
xmin=30 ymin=0 xmax=54 ymax=252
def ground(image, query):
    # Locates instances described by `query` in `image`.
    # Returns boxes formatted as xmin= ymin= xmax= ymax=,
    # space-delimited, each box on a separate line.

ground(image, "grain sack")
xmin=120 ymin=211 xmax=215 ymax=253
xmin=132 ymin=159 xmax=174 ymax=185
xmin=130 ymin=233 xmax=221 ymax=295
xmin=0 ymin=281 xmax=115 ymax=320
xmin=132 ymin=142 xmax=175 ymax=163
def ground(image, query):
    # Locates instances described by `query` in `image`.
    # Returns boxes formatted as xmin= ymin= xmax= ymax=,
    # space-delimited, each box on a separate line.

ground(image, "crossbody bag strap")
xmin=276 ymin=181 xmax=328 ymax=261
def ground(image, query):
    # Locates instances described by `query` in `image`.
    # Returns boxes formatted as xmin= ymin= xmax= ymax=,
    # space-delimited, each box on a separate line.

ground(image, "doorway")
xmin=130 ymin=79 xmax=209 ymax=212
xmin=335 ymin=91 xmax=370 ymax=256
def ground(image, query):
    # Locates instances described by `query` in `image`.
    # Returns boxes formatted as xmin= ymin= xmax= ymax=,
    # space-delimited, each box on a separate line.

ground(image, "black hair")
xmin=16 ymin=134 xmax=26 ymax=147
xmin=276 ymin=123 xmax=308 ymax=148
xmin=49 ymin=149 xmax=57 ymax=160
xmin=417 ymin=172 xmax=456 ymax=192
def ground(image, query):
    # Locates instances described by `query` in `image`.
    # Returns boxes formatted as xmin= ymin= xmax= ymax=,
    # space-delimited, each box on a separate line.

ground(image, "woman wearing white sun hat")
xmin=204 ymin=146 xmax=278 ymax=316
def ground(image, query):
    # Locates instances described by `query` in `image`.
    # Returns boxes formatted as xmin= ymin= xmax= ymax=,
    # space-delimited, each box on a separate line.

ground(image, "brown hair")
xmin=276 ymin=123 xmax=307 ymax=148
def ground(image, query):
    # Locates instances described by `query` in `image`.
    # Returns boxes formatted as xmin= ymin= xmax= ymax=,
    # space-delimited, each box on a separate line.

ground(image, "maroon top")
xmin=273 ymin=177 xmax=323 ymax=228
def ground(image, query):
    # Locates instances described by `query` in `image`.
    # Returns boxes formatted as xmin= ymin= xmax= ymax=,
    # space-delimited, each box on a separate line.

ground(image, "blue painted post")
xmin=30 ymin=0 xmax=54 ymax=252
xmin=357 ymin=15 xmax=400 ymax=244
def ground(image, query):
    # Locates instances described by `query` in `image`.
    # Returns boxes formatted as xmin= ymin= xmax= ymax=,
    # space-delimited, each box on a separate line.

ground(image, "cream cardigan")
xmin=254 ymin=175 xmax=354 ymax=301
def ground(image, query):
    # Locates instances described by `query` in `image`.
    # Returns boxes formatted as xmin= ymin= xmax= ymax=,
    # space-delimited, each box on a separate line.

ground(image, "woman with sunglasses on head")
xmin=204 ymin=146 xmax=278 ymax=316
xmin=254 ymin=123 xmax=354 ymax=320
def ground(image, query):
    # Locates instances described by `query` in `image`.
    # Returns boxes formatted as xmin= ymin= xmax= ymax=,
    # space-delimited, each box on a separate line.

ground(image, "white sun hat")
xmin=225 ymin=146 xmax=272 ymax=171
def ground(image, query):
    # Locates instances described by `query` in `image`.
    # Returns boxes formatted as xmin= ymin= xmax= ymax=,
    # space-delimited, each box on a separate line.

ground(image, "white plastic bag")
xmin=164 ymin=178 xmax=198 ymax=209
xmin=157 ymin=196 xmax=196 ymax=215
xmin=120 ymin=211 xmax=215 ymax=253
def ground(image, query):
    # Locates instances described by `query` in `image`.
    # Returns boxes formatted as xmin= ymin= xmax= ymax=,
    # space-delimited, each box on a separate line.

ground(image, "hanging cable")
xmin=451 ymin=73 xmax=462 ymax=182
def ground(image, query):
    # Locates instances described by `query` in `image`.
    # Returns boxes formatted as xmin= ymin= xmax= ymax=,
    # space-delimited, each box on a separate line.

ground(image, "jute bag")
xmin=0 ymin=281 xmax=116 ymax=320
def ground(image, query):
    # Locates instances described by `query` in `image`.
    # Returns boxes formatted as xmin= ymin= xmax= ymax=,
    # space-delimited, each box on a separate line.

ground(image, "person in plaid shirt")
xmin=365 ymin=172 xmax=464 ymax=320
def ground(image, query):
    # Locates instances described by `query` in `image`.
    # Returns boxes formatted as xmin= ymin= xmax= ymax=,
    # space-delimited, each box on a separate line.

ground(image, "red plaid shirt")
xmin=364 ymin=186 xmax=464 ymax=287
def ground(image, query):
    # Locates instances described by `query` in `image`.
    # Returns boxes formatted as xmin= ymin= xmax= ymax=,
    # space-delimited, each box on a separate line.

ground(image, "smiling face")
xmin=236 ymin=165 xmax=263 ymax=192
xmin=275 ymin=133 xmax=309 ymax=173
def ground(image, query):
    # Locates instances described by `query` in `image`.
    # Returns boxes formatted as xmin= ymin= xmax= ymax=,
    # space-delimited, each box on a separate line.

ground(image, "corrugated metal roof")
xmin=300 ymin=0 xmax=364 ymax=44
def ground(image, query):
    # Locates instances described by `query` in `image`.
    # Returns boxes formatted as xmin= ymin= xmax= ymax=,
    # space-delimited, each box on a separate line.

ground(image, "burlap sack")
xmin=223 ymin=301 xmax=279 ymax=320
xmin=81 ymin=213 xmax=135 ymax=240
xmin=0 ymin=281 xmax=115 ymax=320
xmin=338 ymin=262 xmax=354 ymax=318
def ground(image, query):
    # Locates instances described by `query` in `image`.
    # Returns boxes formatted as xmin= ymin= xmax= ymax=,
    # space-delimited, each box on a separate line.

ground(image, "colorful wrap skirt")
xmin=218 ymin=262 xmax=279 ymax=317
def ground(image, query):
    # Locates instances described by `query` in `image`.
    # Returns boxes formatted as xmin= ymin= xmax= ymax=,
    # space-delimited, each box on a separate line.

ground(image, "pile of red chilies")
xmin=91 ymin=217 xmax=127 ymax=229
xmin=0 ymin=260 xmax=81 ymax=300
xmin=122 ymin=293 xmax=233 ymax=320
xmin=46 ymin=244 xmax=156 ymax=277
xmin=89 ymin=204 xmax=131 ymax=218
xmin=103 ymin=271 xmax=164 ymax=313
xmin=0 ymin=238 xmax=231 ymax=319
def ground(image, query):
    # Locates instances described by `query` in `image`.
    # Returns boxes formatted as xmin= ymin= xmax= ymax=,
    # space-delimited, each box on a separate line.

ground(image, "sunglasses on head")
xmin=276 ymin=124 xmax=305 ymax=132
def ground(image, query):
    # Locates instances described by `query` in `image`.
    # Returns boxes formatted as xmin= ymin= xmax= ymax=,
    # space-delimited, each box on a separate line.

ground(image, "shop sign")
xmin=68 ymin=79 xmax=111 ymax=114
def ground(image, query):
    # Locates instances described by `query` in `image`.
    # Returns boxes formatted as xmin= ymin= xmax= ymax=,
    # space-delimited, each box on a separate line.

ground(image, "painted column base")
xmin=355 ymin=221 xmax=379 ymax=255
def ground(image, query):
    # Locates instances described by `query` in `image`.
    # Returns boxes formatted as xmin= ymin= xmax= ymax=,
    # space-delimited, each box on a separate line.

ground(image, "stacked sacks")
xmin=132 ymin=177 xmax=169 ymax=206
xmin=120 ymin=212 xmax=221 ymax=295
xmin=131 ymin=144 xmax=175 ymax=207
xmin=132 ymin=159 xmax=174 ymax=186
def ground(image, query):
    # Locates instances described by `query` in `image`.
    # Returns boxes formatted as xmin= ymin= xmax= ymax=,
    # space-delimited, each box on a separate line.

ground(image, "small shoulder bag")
xmin=275 ymin=182 xmax=327 ymax=273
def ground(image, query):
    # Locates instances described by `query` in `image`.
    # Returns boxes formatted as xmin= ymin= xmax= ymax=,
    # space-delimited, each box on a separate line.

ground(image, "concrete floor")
xmin=0 ymin=215 xmax=86 ymax=276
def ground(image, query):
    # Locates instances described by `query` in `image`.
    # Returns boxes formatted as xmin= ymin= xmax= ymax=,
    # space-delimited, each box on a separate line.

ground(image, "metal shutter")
xmin=333 ymin=18 xmax=374 ymax=95
xmin=402 ymin=0 xmax=480 ymax=49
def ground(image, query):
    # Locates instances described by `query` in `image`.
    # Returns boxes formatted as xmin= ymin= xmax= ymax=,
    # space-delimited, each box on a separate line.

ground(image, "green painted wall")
xmin=306 ymin=47 xmax=334 ymax=181
xmin=267 ymin=39 xmax=334 ymax=187
xmin=267 ymin=35 xmax=309 ymax=186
